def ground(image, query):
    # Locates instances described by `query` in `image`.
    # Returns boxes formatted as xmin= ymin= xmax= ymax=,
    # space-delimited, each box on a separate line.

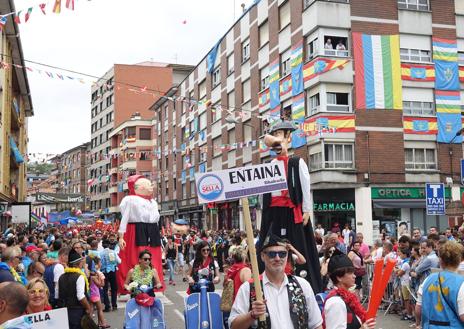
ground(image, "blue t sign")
xmin=425 ymin=183 xmax=445 ymax=216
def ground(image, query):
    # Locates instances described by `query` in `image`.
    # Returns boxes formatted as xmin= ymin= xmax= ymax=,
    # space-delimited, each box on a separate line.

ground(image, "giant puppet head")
xmin=171 ymin=218 xmax=190 ymax=235
xmin=128 ymin=175 xmax=154 ymax=197
xmin=263 ymin=121 xmax=296 ymax=157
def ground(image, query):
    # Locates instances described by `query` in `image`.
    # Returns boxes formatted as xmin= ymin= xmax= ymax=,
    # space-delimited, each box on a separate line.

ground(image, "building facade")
xmin=153 ymin=0 xmax=464 ymax=243
xmin=0 ymin=1 xmax=33 ymax=205
xmin=89 ymin=63 xmax=193 ymax=216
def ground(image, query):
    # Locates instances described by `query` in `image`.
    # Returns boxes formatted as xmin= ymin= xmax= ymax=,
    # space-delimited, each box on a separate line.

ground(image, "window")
xmin=242 ymin=39 xmax=250 ymax=63
xmin=139 ymin=128 xmax=152 ymax=140
xmin=398 ymin=0 xmax=429 ymax=11
xmin=405 ymin=148 xmax=436 ymax=170
xmin=324 ymin=144 xmax=354 ymax=169
xmin=106 ymin=94 xmax=113 ymax=107
xmin=400 ymin=48 xmax=431 ymax=63
xmin=190 ymin=181 xmax=196 ymax=197
xmin=213 ymin=138 xmax=221 ymax=156
xmin=305 ymin=37 xmax=318 ymax=61
xmin=260 ymin=66 xmax=270 ymax=91
xmin=259 ymin=21 xmax=269 ymax=47
xmin=323 ymin=36 xmax=348 ymax=57
xmin=229 ymin=129 xmax=236 ymax=147
xmin=280 ymin=48 xmax=291 ymax=76
xmin=308 ymin=93 xmax=320 ymax=115
xmin=127 ymin=127 xmax=136 ymax=139
xmin=279 ymin=1 xmax=291 ymax=30
xmin=228 ymin=91 xmax=235 ymax=109
xmin=242 ymin=79 xmax=251 ymax=103
xmin=199 ymin=112 xmax=207 ymax=129
xmin=212 ymin=102 xmax=222 ymax=122
xmin=403 ymin=101 xmax=434 ymax=116
xmin=310 ymin=152 xmax=322 ymax=171
xmin=327 ymin=92 xmax=350 ymax=112
xmin=212 ymin=66 xmax=221 ymax=87
xmin=182 ymin=183 xmax=186 ymax=199
xmin=227 ymin=54 xmax=234 ymax=74
xmin=459 ymin=52 xmax=464 ymax=66
xmin=199 ymin=80 xmax=207 ymax=100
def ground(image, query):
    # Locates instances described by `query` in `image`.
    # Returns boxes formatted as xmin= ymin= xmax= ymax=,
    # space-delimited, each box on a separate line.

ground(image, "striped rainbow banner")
xmin=401 ymin=63 xmax=435 ymax=81
xmin=403 ymin=117 xmax=438 ymax=135
xmin=301 ymin=115 xmax=355 ymax=136
xmin=353 ymin=33 xmax=402 ymax=110
xmin=303 ymin=58 xmax=349 ymax=82
xmin=435 ymin=90 xmax=461 ymax=113
xmin=460 ymin=66 xmax=464 ymax=82
xmin=269 ymin=59 xmax=280 ymax=83
xmin=292 ymin=93 xmax=305 ymax=120
xmin=432 ymin=37 xmax=458 ymax=62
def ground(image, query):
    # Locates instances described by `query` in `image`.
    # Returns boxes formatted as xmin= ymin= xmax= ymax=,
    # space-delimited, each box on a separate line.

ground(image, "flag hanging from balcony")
xmin=291 ymin=94 xmax=306 ymax=148
xmin=353 ymin=33 xmax=402 ymax=110
xmin=302 ymin=115 xmax=355 ymax=136
xmin=303 ymin=58 xmax=349 ymax=82
xmin=291 ymin=41 xmax=304 ymax=96
xmin=401 ymin=63 xmax=435 ymax=81
xmin=258 ymin=88 xmax=270 ymax=110
xmin=207 ymin=41 xmax=220 ymax=74
xmin=279 ymin=75 xmax=292 ymax=97
xmin=403 ymin=117 xmax=437 ymax=135
xmin=435 ymin=90 xmax=461 ymax=113
xmin=433 ymin=38 xmax=459 ymax=90
xmin=269 ymin=59 xmax=280 ymax=109
xmin=437 ymin=113 xmax=462 ymax=143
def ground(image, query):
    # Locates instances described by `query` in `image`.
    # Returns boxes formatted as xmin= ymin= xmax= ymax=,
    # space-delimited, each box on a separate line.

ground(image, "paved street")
xmin=100 ymin=272 xmax=413 ymax=329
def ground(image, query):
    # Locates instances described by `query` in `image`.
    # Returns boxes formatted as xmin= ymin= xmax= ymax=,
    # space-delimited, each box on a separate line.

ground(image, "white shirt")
xmin=229 ymin=273 xmax=323 ymax=329
xmin=315 ymin=228 xmax=325 ymax=237
xmin=118 ymin=196 xmax=160 ymax=233
xmin=324 ymin=295 xmax=361 ymax=329
xmin=342 ymin=229 xmax=351 ymax=245
xmin=417 ymin=274 xmax=464 ymax=315
xmin=53 ymin=263 xmax=65 ymax=299
xmin=399 ymin=261 xmax=410 ymax=286
xmin=270 ymin=158 xmax=311 ymax=213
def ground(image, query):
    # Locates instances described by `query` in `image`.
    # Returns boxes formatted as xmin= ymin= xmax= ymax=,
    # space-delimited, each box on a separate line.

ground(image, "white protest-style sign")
xmin=25 ymin=308 xmax=69 ymax=329
xmin=194 ymin=162 xmax=287 ymax=204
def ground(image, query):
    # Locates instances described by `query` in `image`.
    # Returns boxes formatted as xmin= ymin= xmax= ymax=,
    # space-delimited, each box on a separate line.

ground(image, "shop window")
xmin=405 ymin=148 xmax=436 ymax=170
xmin=327 ymin=92 xmax=350 ymax=112
xmin=323 ymin=36 xmax=348 ymax=57
xmin=398 ymin=0 xmax=429 ymax=11
xmin=403 ymin=101 xmax=434 ymax=116
xmin=400 ymin=48 xmax=431 ymax=63
xmin=324 ymin=144 xmax=354 ymax=169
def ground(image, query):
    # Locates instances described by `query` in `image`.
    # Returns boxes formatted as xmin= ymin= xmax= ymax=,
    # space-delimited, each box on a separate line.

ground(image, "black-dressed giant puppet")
xmin=258 ymin=121 xmax=322 ymax=293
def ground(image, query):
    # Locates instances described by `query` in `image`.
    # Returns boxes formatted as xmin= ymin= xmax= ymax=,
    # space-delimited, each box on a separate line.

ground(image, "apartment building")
xmin=0 ymin=1 xmax=33 ymax=204
xmin=89 ymin=63 xmax=192 ymax=216
xmin=153 ymin=0 xmax=464 ymax=243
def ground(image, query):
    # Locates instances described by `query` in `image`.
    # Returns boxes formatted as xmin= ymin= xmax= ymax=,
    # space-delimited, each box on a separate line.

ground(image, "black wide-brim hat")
xmin=327 ymin=248 xmax=354 ymax=274
xmin=258 ymin=232 xmax=285 ymax=253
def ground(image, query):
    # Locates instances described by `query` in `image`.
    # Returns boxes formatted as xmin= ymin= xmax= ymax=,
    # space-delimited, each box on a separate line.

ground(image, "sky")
xmin=13 ymin=0 xmax=255 ymax=159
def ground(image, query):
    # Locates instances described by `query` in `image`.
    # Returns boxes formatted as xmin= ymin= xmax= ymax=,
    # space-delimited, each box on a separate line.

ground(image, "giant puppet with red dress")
xmin=117 ymin=175 xmax=164 ymax=292
xmin=258 ymin=121 xmax=323 ymax=293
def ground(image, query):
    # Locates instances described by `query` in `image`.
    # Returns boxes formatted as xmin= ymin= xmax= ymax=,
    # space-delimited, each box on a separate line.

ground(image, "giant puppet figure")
xmin=259 ymin=120 xmax=323 ymax=293
xmin=117 ymin=175 xmax=164 ymax=292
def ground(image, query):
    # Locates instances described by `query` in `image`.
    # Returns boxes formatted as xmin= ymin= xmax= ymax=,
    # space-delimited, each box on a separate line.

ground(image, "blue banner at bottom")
xmin=437 ymin=113 xmax=462 ymax=143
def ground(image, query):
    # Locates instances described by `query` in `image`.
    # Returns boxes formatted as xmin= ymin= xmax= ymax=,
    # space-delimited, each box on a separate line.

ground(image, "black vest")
xmin=262 ymin=156 xmax=303 ymax=210
xmin=58 ymin=272 xmax=84 ymax=309
xmin=249 ymin=275 xmax=309 ymax=329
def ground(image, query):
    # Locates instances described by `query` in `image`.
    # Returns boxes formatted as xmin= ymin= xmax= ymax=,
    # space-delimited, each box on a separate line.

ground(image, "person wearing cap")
xmin=323 ymin=248 xmax=376 ymax=329
xmin=116 ymin=175 xmax=164 ymax=293
xmin=58 ymin=249 xmax=91 ymax=329
xmin=23 ymin=245 xmax=41 ymax=275
xmin=229 ymin=234 xmax=322 ymax=329
xmin=258 ymin=120 xmax=322 ymax=293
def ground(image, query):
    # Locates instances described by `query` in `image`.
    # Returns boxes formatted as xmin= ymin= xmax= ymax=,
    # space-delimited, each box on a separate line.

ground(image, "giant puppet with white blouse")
xmin=116 ymin=175 xmax=164 ymax=292
xmin=258 ymin=120 xmax=323 ymax=293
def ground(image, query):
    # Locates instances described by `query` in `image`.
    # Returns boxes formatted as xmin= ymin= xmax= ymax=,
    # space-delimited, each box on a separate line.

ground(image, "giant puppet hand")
xmin=303 ymin=212 xmax=310 ymax=226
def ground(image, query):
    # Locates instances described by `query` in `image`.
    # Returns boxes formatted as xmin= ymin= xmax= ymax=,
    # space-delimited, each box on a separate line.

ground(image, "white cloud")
xmin=13 ymin=0 xmax=255 ymax=155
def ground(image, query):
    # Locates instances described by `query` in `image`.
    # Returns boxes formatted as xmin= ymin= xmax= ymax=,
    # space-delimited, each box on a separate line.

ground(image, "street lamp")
xmin=448 ymin=128 xmax=464 ymax=183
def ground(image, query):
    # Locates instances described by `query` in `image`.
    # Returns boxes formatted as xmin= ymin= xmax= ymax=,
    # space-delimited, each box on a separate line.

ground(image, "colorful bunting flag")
xmin=0 ymin=16 xmax=7 ymax=31
xmin=403 ymin=117 xmax=437 ymax=135
xmin=353 ymin=33 xmax=402 ymax=110
xmin=435 ymin=90 xmax=461 ymax=113
xmin=14 ymin=11 xmax=21 ymax=24
xmin=66 ymin=0 xmax=75 ymax=10
xmin=303 ymin=58 xmax=349 ymax=82
xmin=291 ymin=41 xmax=304 ymax=96
xmin=401 ymin=63 xmax=435 ymax=81
xmin=53 ymin=0 xmax=62 ymax=14
xmin=25 ymin=7 xmax=33 ymax=22
xmin=39 ymin=3 xmax=47 ymax=15
xmin=291 ymin=93 xmax=306 ymax=148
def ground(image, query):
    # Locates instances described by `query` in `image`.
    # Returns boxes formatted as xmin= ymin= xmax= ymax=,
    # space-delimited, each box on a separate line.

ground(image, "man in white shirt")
xmin=229 ymin=234 xmax=322 ymax=329
xmin=53 ymin=247 xmax=69 ymax=304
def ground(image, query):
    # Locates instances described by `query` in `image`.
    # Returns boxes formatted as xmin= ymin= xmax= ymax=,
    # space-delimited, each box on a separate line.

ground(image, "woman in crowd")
xmin=324 ymin=248 xmax=376 ymax=329
xmin=348 ymin=240 xmax=366 ymax=299
xmin=164 ymin=236 xmax=178 ymax=286
xmin=124 ymin=250 xmax=162 ymax=298
xmin=416 ymin=241 xmax=464 ymax=328
xmin=222 ymin=246 xmax=251 ymax=329
xmin=187 ymin=241 xmax=220 ymax=294
xmin=24 ymin=278 xmax=52 ymax=314
xmin=284 ymin=241 xmax=307 ymax=276
xmin=26 ymin=261 xmax=45 ymax=282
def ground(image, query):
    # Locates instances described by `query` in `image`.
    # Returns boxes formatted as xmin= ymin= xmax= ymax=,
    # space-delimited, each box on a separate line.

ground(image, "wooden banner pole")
xmin=241 ymin=197 xmax=266 ymax=323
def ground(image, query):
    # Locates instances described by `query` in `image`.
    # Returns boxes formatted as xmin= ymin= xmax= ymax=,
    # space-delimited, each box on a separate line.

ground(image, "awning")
xmin=9 ymin=136 xmax=24 ymax=164
xmin=373 ymin=199 xmax=447 ymax=209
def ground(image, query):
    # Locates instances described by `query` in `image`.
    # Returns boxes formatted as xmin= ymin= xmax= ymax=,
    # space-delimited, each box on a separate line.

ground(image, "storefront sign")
xmin=195 ymin=162 xmax=287 ymax=204
xmin=371 ymin=187 xmax=451 ymax=199
xmin=313 ymin=202 xmax=355 ymax=212
xmin=36 ymin=193 xmax=84 ymax=203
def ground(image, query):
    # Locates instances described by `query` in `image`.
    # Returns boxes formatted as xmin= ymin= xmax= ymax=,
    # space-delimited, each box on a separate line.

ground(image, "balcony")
xmin=121 ymin=160 xmax=136 ymax=171
xmin=322 ymin=49 xmax=349 ymax=57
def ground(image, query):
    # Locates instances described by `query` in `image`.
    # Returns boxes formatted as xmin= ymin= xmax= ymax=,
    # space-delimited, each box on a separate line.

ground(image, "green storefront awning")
xmin=371 ymin=187 xmax=454 ymax=199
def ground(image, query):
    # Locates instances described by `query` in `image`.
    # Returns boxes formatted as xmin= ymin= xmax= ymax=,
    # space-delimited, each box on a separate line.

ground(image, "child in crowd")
xmin=395 ymin=248 xmax=413 ymax=321
xmin=90 ymin=257 xmax=110 ymax=329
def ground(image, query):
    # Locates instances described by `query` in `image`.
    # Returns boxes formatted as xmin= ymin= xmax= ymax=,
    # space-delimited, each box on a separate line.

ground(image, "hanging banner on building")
xmin=36 ymin=193 xmax=84 ymax=203
xmin=195 ymin=162 xmax=287 ymax=204
xmin=269 ymin=59 xmax=280 ymax=109
xmin=401 ymin=63 xmax=435 ymax=81
xmin=291 ymin=41 xmax=304 ymax=96
xmin=291 ymin=93 xmax=306 ymax=148
xmin=403 ymin=117 xmax=437 ymax=135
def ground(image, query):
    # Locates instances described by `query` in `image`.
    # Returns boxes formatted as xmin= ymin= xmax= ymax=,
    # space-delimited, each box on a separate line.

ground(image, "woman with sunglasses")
xmin=26 ymin=261 xmax=45 ymax=282
xmin=24 ymin=278 xmax=52 ymax=314
xmin=124 ymin=250 xmax=162 ymax=297
xmin=187 ymin=241 xmax=220 ymax=294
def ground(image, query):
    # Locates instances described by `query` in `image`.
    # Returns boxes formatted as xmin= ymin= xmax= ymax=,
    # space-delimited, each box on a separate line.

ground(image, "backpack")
xmin=316 ymin=291 xmax=329 ymax=313
xmin=44 ymin=263 xmax=57 ymax=302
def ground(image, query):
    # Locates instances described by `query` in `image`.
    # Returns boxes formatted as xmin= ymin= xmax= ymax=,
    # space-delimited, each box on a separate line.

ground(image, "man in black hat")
xmin=258 ymin=120 xmax=322 ymax=293
xmin=58 ymin=249 xmax=91 ymax=329
xmin=229 ymin=233 xmax=322 ymax=329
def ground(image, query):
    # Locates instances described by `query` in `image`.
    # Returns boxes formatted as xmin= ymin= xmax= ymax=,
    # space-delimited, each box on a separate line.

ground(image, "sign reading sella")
xmin=195 ymin=162 xmax=287 ymax=204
